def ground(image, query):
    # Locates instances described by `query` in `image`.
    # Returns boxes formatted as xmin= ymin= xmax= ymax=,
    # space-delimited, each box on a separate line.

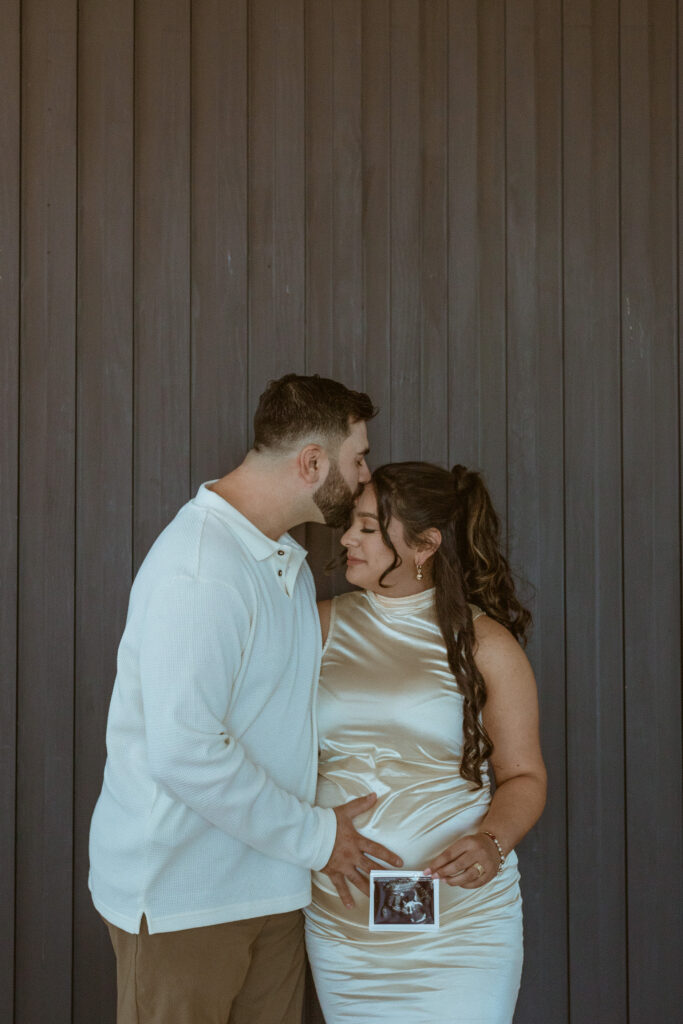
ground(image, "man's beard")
xmin=313 ymin=459 xmax=360 ymax=528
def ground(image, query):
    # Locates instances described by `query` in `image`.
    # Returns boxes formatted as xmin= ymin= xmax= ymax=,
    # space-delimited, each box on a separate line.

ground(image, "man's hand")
xmin=321 ymin=793 xmax=403 ymax=908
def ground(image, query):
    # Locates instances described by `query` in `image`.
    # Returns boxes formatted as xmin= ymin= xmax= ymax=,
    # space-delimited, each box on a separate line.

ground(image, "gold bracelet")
xmin=480 ymin=830 xmax=506 ymax=874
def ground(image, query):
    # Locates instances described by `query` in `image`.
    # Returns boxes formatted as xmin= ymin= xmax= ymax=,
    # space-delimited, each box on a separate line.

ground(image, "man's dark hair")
xmin=253 ymin=373 xmax=377 ymax=452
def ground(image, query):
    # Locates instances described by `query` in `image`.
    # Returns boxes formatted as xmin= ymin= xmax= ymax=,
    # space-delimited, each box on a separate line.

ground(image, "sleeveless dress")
xmin=304 ymin=588 xmax=523 ymax=1024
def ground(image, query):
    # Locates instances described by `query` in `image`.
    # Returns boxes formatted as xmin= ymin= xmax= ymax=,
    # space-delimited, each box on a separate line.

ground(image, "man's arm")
xmin=139 ymin=575 xmax=336 ymax=870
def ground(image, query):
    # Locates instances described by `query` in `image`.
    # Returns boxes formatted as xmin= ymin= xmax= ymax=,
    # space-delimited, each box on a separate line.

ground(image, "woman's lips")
xmin=346 ymin=556 xmax=366 ymax=566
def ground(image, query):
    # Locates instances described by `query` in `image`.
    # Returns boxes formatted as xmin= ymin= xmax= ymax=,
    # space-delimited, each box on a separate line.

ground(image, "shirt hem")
xmin=92 ymin=887 xmax=313 ymax=935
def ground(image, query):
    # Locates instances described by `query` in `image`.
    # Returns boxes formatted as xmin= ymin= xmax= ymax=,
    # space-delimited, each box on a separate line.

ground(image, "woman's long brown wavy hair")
xmin=370 ymin=462 xmax=531 ymax=788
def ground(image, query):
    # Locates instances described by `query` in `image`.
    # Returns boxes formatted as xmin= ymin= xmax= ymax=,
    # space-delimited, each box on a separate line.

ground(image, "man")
xmin=89 ymin=374 xmax=401 ymax=1024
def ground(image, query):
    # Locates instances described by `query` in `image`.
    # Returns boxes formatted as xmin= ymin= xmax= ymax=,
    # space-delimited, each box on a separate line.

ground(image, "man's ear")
xmin=298 ymin=443 xmax=326 ymax=484
xmin=416 ymin=528 xmax=442 ymax=561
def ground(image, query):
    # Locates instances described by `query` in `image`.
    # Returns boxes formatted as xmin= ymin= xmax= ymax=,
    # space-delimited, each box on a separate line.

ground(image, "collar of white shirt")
xmin=194 ymin=482 xmax=309 ymax=592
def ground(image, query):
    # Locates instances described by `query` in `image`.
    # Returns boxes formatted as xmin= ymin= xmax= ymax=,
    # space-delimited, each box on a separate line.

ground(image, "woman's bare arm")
xmin=475 ymin=614 xmax=547 ymax=856
xmin=427 ymin=614 xmax=546 ymax=887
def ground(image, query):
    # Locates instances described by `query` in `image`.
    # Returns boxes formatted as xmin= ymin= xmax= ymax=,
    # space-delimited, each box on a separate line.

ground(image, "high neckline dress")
xmin=304 ymin=588 xmax=523 ymax=1024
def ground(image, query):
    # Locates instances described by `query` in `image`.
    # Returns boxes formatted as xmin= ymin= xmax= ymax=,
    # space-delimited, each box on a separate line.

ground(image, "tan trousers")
xmin=105 ymin=910 xmax=306 ymax=1024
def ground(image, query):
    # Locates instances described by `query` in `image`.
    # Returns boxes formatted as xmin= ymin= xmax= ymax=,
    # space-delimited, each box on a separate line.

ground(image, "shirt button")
xmin=278 ymin=569 xmax=283 ymax=576
xmin=277 ymin=549 xmax=285 ymax=556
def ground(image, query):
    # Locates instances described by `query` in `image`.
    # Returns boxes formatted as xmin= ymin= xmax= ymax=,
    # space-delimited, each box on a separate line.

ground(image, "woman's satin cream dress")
xmin=304 ymin=588 xmax=523 ymax=1024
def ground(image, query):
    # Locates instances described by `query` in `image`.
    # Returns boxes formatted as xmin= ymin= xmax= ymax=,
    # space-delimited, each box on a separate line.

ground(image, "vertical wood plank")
xmin=305 ymin=0 xmax=335 ymax=373
xmin=448 ymin=0 xmax=480 ymax=468
xmin=449 ymin=0 xmax=507 ymax=514
xmin=304 ymin=0 xmax=364 ymax=597
xmin=134 ymin=0 xmax=191 ymax=568
xmin=73 ymin=2 xmax=134 ymax=1020
xmin=563 ymin=1 xmax=626 ymax=1020
xmin=390 ymin=0 xmax=422 ymax=461
xmin=504 ymin=3 xmax=567 ymax=1022
xmin=303 ymin=0 xmax=338 ymax=601
xmin=680 ymin=17 xmax=683 ymax=995
xmin=475 ymin=0 xmax=507 ymax=516
xmin=16 ymin=1 xmax=77 ymax=1020
xmin=419 ymin=0 xmax=449 ymax=466
xmin=305 ymin=0 xmax=363 ymax=386
xmin=191 ymin=0 xmax=249 ymax=486
xmin=0 ymin=3 xmax=20 ymax=1020
xmin=620 ymin=1 xmax=682 ymax=1019
xmin=248 ymin=0 xmax=306 ymax=428
xmin=330 ymin=0 xmax=364 ymax=389
xmin=362 ymin=0 xmax=392 ymax=466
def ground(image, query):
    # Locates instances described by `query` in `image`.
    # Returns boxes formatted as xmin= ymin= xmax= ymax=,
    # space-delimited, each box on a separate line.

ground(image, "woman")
xmin=305 ymin=463 xmax=547 ymax=1023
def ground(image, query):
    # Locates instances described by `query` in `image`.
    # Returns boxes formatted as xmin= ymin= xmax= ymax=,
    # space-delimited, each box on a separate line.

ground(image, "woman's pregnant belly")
xmin=309 ymin=755 xmax=497 ymax=936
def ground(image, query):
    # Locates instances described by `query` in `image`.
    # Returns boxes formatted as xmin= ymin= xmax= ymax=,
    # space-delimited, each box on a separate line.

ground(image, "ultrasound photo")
xmin=369 ymin=871 xmax=440 ymax=932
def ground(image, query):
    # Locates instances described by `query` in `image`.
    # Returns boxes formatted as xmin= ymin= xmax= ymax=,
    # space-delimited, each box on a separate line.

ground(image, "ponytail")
xmin=450 ymin=465 xmax=531 ymax=644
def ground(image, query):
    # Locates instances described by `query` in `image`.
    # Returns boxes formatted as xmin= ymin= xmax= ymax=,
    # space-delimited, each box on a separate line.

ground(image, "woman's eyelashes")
xmin=360 ymin=528 xmax=376 ymax=534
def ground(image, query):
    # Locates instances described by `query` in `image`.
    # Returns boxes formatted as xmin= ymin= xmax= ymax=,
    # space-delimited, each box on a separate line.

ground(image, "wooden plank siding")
xmin=248 ymin=0 xmax=307 ymax=422
xmin=134 ymin=0 xmax=192 ymax=570
xmin=505 ymin=4 xmax=566 ymax=1022
xmin=362 ymin=0 xmax=393 ymax=469
xmin=451 ymin=0 xmax=509 ymax=517
xmin=72 ymin=1 xmax=135 ymax=1019
xmin=620 ymin=2 xmax=682 ymax=1020
xmin=419 ymin=0 xmax=450 ymax=468
xmin=1 ymin=2 xmax=682 ymax=1021
xmin=563 ymin=2 xmax=626 ymax=1020
xmin=303 ymin=0 xmax=366 ymax=597
xmin=0 ymin=4 xmax=21 ymax=1022
xmin=190 ymin=0 xmax=250 ymax=488
xmin=15 ymin=2 xmax=78 ymax=1021
xmin=390 ymin=0 xmax=423 ymax=462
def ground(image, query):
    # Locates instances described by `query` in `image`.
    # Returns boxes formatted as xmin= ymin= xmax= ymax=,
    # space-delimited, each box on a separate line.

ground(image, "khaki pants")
xmin=105 ymin=910 xmax=306 ymax=1024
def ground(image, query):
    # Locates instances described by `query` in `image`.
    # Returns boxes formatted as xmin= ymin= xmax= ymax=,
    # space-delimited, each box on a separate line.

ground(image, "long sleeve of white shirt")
xmin=139 ymin=574 xmax=335 ymax=871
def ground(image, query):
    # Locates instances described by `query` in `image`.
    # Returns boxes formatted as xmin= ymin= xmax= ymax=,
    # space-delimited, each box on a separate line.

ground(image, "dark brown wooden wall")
xmin=1 ymin=2 xmax=681 ymax=1022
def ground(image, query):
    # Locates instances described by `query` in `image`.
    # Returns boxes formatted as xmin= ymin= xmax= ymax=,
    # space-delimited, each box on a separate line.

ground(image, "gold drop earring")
xmin=416 ymin=563 xmax=423 ymax=581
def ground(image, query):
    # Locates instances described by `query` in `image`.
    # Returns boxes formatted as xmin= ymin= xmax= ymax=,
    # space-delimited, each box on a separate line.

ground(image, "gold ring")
xmin=473 ymin=861 xmax=484 ymax=877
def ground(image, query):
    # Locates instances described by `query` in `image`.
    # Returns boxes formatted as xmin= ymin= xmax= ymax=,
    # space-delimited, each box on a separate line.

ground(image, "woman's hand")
xmin=425 ymin=832 xmax=500 ymax=889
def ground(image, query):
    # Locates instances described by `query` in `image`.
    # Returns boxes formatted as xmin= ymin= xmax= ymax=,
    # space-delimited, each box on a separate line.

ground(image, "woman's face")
xmin=341 ymin=483 xmax=426 ymax=596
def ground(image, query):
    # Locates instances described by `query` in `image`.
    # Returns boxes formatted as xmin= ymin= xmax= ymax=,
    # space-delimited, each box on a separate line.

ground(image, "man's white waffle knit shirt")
xmin=89 ymin=483 xmax=337 ymax=934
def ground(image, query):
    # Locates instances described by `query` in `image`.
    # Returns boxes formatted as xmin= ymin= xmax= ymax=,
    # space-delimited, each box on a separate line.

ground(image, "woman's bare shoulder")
xmin=472 ymin=614 xmax=531 ymax=674
xmin=471 ymin=614 xmax=537 ymax=718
